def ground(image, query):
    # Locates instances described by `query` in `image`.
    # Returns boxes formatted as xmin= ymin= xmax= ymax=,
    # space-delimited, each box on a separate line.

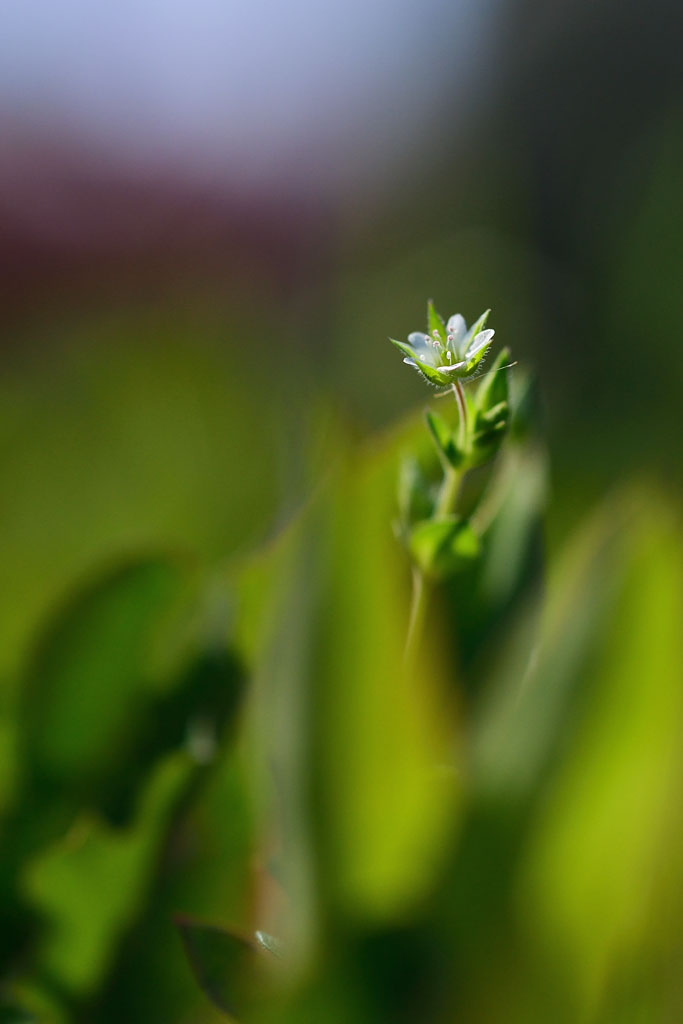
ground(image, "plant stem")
xmin=404 ymin=566 xmax=426 ymax=664
xmin=404 ymin=383 xmax=468 ymax=662
xmin=452 ymin=380 xmax=468 ymax=451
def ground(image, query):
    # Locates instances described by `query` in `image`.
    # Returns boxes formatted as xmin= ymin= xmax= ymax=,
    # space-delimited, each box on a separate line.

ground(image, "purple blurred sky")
xmin=0 ymin=0 xmax=499 ymax=195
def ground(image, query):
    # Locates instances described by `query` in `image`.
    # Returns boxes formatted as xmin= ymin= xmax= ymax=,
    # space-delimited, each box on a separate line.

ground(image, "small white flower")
xmin=391 ymin=303 xmax=495 ymax=386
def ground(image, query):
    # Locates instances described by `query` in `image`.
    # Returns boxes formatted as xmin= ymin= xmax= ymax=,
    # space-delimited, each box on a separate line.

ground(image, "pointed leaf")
xmin=476 ymin=346 xmax=510 ymax=414
xmin=478 ymin=401 xmax=509 ymax=427
xmin=469 ymin=421 xmax=508 ymax=468
xmin=398 ymin=456 xmax=434 ymax=527
xmin=425 ymin=410 xmax=464 ymax=469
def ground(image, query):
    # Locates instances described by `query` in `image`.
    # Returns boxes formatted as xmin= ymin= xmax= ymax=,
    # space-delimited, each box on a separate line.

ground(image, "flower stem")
xmin=452 ymin=380 xmax=468 ymax=451
xmin=404 ymin=566 xmax=426 ymax=663
xmin=404 ymin=385 xmax=468 ymax=662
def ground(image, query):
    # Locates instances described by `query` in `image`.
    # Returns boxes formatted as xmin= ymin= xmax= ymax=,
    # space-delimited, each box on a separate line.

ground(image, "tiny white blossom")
xmin=390 ymin=303 xmax=495 ymax=386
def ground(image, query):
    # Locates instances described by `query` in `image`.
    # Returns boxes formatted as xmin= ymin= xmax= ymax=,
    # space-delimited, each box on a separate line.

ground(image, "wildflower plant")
xmin=391 ymin=301 xmax=513 ymax=655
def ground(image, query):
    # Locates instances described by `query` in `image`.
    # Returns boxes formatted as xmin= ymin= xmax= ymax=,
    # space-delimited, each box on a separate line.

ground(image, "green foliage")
xmin=177 ymin=920 xmax=280 ymax=1018
xmin=1 ymin=314 xmax=680 ymax=1024
xmin=409 ymin=517 xmax=480 ymax=578
xmin=424 ymin=410 xmax=464 ymax=469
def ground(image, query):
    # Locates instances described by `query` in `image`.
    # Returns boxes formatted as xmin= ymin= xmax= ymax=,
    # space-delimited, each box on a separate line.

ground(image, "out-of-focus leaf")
xmin=20 ymin=753 xmax=192 ymax=997
xmin=20 ymin=558 xmax=188 ymax=802
xmin=509 ymin=371 xmax=542 ymax=443
xmin=16 ymin=558 xmax=246 ymax=828
xmin=309 ymin=441 xmax=457 ymax=921
xmin=475 ymin=347 xmax=510 ymax=416
xmin=464 ymin=347 xmax=511 ymax=468
xmin=241 ymin=425 xmax=458 ymax=953
xmin=397 ymin=455 xmax=434 ymax=529
xmin=423 ymin=489 xmax=681 ymax=1022
xmin=409 ymin=517 xmax=480 ymax=579
xmin=425 ymin=410 xmax=463 ymax=469
xmin=177 ymin=919 xmax=278 ymax=1019
xmin=517 ymin=492 xmax=683 ymax=1014
xmin=81 ymin=743 xmax=254 ymax=1023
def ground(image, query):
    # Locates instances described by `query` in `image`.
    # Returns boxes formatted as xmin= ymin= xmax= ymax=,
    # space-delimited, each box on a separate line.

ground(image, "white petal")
xmin=465 ymin=329 xmax=495 ymax=359
xmin=407 ymin=343 xmax=439 ymax=367
xmin=403 ymin=357 xmax=417 ymax=367
xmin=408 ymin=331 xmax=431 ymax=350
xmin=446 ymin=314 xmax=467 ymax=342
xmin=439 ymin=360 xmax=467 ymax=373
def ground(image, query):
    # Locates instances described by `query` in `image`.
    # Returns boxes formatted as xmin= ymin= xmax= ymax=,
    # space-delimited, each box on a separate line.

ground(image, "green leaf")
xmin=409 ymin=517 xmax=481 ymax=578
xmin=476 ymin=347 xmax=510 ymax=414
xmin=397 ymin=456 xmax=434 ymax=527
xmin=470 ymin=420 xmax=508 ymax=467
xmin=177 ymin=919 xmax=278 ymax=1019
xmin=477 ymin=401 xmax=509 ymax=427
xmin=20 ymin=558 xmax=188 ymax=803
xmin=425 ymin=410 xmax=464 ymax=469
xmin=468 ymin=350 xmax=512 ymax=466
xmin=510 ymin=370 xmax=542 ymax=441
xmin=21 ymin=755 xmax=192 ymax=997
xmin=427 ymin=300 xmax=447 ymax=344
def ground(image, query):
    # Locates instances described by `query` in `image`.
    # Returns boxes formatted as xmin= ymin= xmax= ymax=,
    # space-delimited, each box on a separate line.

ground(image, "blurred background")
xmin=1 ymin=0 xmax=682 ymax=1021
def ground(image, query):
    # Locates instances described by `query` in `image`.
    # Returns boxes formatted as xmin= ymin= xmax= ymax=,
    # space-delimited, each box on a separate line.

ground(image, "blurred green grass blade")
xmin=517 ymin=492 xmax=683 ymax=1013
xmin=427 ymin=489 xmax=681 ymax=1020
xmin=317 ymin=449 xmax=457 ymax=921
xmin=238 ymin=424 xmax=459 ymax=963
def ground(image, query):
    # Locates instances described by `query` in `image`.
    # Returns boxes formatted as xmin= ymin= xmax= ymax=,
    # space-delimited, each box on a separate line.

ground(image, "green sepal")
xmin=467 ymin=309 xmax=491 ymax=344
xmin=409 ymin=516 xmax=481 ymax=579
xmin=464 ymin=336 xmax=495 ymax=376
xmin=427 ymin=300 xmax=447 ymax=344
xmin=425 ymin=410 xmax=464 ymax=469
xmin=413 ymin=359 xmax=458 ymax=387
xmin=389 ymin=338 xmax=453 ymax=385
xmin=389 ymin=337 xmax=419 ymax=361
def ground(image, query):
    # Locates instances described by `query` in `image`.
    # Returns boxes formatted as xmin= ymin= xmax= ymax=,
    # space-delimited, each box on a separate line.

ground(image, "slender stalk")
xmin=404 ymin=566 xmax=426 ymax=664
xmin=452 ymin=380 xmax=468 ymax=451
xmin=404 ymin=383 xmax=468 ymax=662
